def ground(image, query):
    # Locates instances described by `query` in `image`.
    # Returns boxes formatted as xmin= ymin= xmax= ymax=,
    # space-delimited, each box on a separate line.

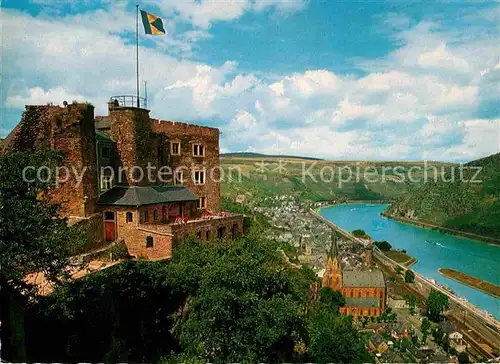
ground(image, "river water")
xmin=320 ymin=203 xmax=500 ymax=319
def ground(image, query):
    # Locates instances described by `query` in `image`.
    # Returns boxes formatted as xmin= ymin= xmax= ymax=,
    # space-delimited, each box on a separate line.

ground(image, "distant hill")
xmin=385 ymin=152 xmax=500 ymax=240
xmin=221 ymin=152 xmax=323 ymax=161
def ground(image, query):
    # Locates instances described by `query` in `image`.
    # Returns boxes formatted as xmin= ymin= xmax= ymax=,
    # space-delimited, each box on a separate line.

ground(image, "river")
xmin=320 ymin=203 xmax=500 ymax=319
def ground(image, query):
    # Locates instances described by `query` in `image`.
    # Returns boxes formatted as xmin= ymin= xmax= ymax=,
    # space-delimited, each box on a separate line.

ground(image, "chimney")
xmin=364 ymin=244 xmax=373 ymax=266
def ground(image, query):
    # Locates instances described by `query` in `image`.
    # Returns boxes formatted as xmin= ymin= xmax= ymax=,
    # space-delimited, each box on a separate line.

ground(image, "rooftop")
xmin=345 ymin=297 xmax=380 ymax=308
xmin=343 ymin=270 xmax=385 ymax=288
xmin=97 ymin=186 xmax=199 ymax=206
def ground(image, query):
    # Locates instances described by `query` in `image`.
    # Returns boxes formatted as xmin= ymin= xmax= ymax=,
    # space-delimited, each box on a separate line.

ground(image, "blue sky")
xmin=1 ymin=0 xmax=499 ymax=161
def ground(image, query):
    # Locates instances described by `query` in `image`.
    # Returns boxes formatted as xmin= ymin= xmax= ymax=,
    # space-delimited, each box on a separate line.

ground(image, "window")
xmin=146 ymin=235 xmax=153 ymax=248
xmin=196 ymin=231 xmax=202 ymax=239
xmin=197 ymin=197 xmax=206 ymax=209
xmin=171 ymin=141 xmax=181 ymax=155
xmin=101 ymin=147 xmax=111 ymax=158
xmin=206 ymin=231 xmax=210 ymax=240
xmin=153 ymin=209 xmax=158 ymax=221
xmin=104 ymin=211 xmax=115 ymax=220
xmin=126 ymin=212 xmax=133 ymax=223
xmin=194 ymin=170 xmax=205 ymax=185
xmin=193 ymin=143 xmax=205 ymax=157
xmin=100 ymin=175 xmax=113 ymax=191
xmin=144 ymin=210 xmax=149 ymax=222
xmin=174 ymin=171 xmax=183 ymax=185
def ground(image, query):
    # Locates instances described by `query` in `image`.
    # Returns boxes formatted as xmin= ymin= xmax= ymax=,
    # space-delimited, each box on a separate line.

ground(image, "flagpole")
xmin=136 ymin=4 xmax=140 ymax=108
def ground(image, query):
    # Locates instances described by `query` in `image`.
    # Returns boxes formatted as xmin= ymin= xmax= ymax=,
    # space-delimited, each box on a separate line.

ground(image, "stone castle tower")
xmin=322 ymin=232 xmax=343 ymax=291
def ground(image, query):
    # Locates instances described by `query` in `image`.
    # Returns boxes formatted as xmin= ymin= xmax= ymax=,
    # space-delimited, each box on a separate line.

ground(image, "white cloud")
xmin=152 ymin=0 xmax=308 ymax=29
xmin=2 ymin=5 xmax=499 ymax=162
xmin=6 ymin=87 xmax=86 ymax=108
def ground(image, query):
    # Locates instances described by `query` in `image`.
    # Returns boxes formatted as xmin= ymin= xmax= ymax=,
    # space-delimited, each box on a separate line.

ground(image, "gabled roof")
xmin=98 ymin=186 xmax=198 ymax=206
xmin=345 ymin=297 xmax=380 ymax=308
xmin=327 ymin=231 xmax=339 ymax=259
xmin=95 ymin=130 xmax=114 ymax=143
xmin=343 ymin=270 xmax=385 ymax=288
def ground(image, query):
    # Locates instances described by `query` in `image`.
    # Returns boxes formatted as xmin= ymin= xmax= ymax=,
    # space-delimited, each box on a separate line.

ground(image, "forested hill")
xmin=385 ymin=152 xmax=500 ymax=240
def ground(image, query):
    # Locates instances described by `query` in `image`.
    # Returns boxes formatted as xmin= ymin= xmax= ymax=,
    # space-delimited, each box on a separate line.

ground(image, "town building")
xmin=1 ymin=97 xmax=244 ymax=259
xmin=322 ymin=234 xmax=386 ymax=317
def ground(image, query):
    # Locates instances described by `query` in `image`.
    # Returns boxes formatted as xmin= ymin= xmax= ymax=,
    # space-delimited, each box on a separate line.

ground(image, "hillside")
xmin=222 ymin=151 xmax=323 ymax=160
xmin=221 ymin=156 xmax=454 ymax=206
xmin=385 ymin=153 xmax=500 ymax=239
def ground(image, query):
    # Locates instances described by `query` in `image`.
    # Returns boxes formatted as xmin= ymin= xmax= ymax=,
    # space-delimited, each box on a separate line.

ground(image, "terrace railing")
xmin=109 ymin=95 xmax=147 ymax=109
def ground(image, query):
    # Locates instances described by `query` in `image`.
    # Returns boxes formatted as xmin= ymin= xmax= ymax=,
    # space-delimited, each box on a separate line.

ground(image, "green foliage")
xmin=458 ymin=351 xmax=470 ymax=363
xmin=0 ymin=151 xmax=83 ymax=296
xmin=307 ymin=308 xmax=372 ymax=363
xmin=220 ymin=158 xmax=429 ymax=205
xmin=407 ymin=294 xmax=417 ymax=315
xmin=109 ymin=240 xmax=130 ymax=260
xmin=374 ymin=240 xmax=392 ymax=251
xmin=426 ymin=289 xmax=449 ymax=322
xmin=172 ymin=237 xmax=311 ymax=363
xmin=318 ymin=287 xmax=345 ymax=313
xmin=431 ymin=325 xmax=449 ymax=350
xmin=404 ymin=270 xmax=415 ymax=283
xmin=386 ymin=152 xmax=500 ymax=239
xmin=220 ymin=196 xmax=270 ymax=234
xmin=25 ymin=260 xmax=181 ymax=362
xmin=351 ymin=229 xmax=370 ymax=239
xmin=395 ymin=265 xmax=403 ymax=274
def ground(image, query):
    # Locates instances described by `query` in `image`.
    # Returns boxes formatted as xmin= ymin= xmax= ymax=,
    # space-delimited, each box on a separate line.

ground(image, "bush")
xmin=351 ymin=229 xmax=370 ymax=239
xmin=405 ymin=270 xmax=415 ymax=283
xmin=374 ymin=240 xmax=392 ymax=251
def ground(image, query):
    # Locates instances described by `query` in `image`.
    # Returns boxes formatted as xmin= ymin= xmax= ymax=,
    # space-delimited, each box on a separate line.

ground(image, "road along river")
xmin=320 ymin=204 xmax=500 ymax=320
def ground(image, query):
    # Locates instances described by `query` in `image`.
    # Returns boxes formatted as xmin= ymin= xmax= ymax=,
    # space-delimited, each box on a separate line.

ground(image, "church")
xmin=322 ymin=234 xmax=386 ymax=317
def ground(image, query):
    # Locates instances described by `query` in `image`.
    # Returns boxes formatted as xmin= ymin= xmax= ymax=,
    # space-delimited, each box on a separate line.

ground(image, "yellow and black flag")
xmin=140 ymin=10 xmax=166 ymax=35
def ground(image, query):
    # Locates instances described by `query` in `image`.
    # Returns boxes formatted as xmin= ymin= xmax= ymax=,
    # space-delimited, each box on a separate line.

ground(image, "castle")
xmin=1 ymin=97 xmax=244 ymax=259
xmin=322 ymin=235 xmax=386 ymax=317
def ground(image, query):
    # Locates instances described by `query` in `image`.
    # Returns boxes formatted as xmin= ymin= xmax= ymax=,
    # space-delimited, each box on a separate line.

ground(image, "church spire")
xmin=327 ymin=231 xmax=339 ymax=259
xmin=322 ymin=230 xmax=343 ymax=291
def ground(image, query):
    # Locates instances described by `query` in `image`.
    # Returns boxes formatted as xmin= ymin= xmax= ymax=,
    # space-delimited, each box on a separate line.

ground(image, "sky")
xmin=1 ymin=0 xmax=499 ymax=161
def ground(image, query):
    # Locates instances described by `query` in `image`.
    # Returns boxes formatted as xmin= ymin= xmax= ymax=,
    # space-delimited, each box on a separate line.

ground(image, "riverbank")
xmin=384 ymin=250 xmax=417 ymax=267
xmin=381 ymin=212 xmax=500 ymax=246
xmin=439 ymin=268 xmax=500 ymax=299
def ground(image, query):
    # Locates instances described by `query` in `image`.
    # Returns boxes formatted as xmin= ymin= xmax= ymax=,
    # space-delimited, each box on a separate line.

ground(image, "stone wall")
xmin=102 ymin=206 xmax=173 ymax=259
xmin=104 ymin=107 xmax=161 ymax=186
xmin=169 ymin=214 xmax=244 ymax=245
xmin=151 ymin=119 xmax=221 ymax=212
xmin=341 ymin=306 xmax=381 ymax=317
xmin=2 ymin=103 xmax=99 ymax=218
xmin=69 ymin=213 xmax=105 ymax=253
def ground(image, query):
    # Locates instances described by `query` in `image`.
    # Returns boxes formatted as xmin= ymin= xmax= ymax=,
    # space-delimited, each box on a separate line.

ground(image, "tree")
xmin=26 ymin=260 xmax=182 ymax=363
xmin=420 ymin=317 xmax=431 ymax=344
xmin=0 ymin=151 xmax=83 ymax=295
xmin=0 ymin=151 xmax=84 ymax=362
xmin=319 ymin=287 xmax=345 ymax=313
xmin=405 ymin=270 xmax=415 ymax=283
xmin=374 ymin=240 xmax=392 ymax=251
xmin=351 ymin=229 xmax=370 ymax=239
xmin=173 ymin=237 xmax=314 ymax=363
xmin=431 ymin=325 xmax=449 ymax=350
xmin=458 ymin=351 xmax=470 ymax=364
xmin=426 ymin=289 xmax=449 ymax=322
xmin=307 ymin=308 xmax=372 ymax=363
xmin=407 ymin=294 xmax=417 ymax=315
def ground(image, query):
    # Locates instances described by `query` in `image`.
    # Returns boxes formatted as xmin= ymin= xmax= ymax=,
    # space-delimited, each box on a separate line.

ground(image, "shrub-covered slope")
xmin=385 ymin=153 xmax=500 ymax=239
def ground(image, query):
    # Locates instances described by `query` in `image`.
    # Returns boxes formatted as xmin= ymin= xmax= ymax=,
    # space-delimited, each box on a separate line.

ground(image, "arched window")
xmin=126 ymin=212 xmax=133 ymax=223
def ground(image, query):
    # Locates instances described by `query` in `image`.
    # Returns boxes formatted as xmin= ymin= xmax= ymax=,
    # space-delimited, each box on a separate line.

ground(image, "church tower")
xmin=322 ymin=232 xmax=343 ymax=291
